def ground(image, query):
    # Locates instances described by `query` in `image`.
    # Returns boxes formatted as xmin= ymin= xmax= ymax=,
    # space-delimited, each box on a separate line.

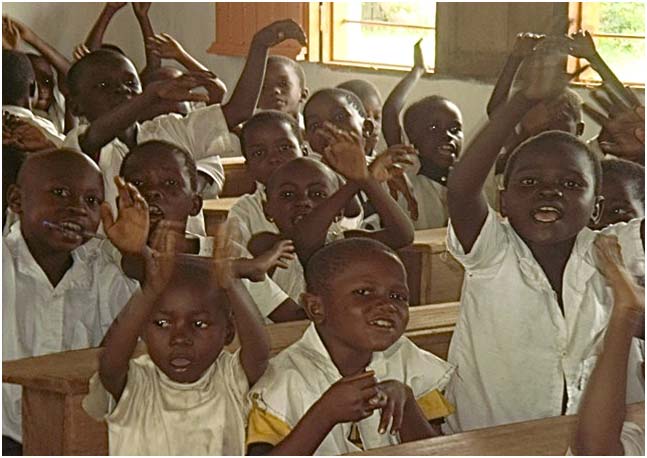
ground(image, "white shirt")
xmin=2 ymin=104 xmax=64 ymax=146
xmin=445 ymin=208 xmax=645 ymax=432
xmin=32 ymin=85 xmax=66 ymax=134
xmin=83 ymin=352 xmax=249 ymax=455
xmin=248 ymin=323 xmax=455 ymax=455
xmin=396 ymin=173 xmax=448 ymax=230
xmin=63 ymin=104 xmax=241 ymax=236
xmin=2 ymin=222 xmax=139 ymax=441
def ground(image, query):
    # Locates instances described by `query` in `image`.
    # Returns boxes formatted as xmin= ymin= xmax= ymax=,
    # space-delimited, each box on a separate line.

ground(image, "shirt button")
xmin=560 ymin=351 xmax=567 ymax=357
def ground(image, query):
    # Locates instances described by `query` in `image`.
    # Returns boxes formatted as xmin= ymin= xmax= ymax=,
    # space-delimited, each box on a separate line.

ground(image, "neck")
xmin=420 ymin=164 xmax=450 ymax=187
xmin=24 ymin=237 xmax=73 ymax=287
xmin=526 ymin=236 xmax=576 ymax=304
xmin=316 ymin=326 xmax=372 ymax=377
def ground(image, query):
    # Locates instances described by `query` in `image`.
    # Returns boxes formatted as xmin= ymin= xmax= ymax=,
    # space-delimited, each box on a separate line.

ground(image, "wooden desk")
xmin=220 ymin=156 xmax=255 ymax=198
xmin=349 ymin=402 xmax=645 ymax=456
xmin=203 ymin=197 xmax=239 ymax=235
xmin=398 ymin=227 xmax=464 ymax=305
xmin=3 ymin=302 xmax=458 ymax=456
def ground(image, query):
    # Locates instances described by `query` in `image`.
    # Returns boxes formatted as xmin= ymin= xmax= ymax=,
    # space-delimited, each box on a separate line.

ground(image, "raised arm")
xmin=222 ymin=19 xmax=306 ymax=129
xmin=382 ymin=38 xmax=426 ymax=146
xmin=132 ymin=2 xmax=161 ymax=80
xmin=84 ymin=3 xmax=127 ymax=51
xmin=572 ymin=235 xmax=645 ymax=455
xmin=487 ymin=33 xmax=543 ymax=117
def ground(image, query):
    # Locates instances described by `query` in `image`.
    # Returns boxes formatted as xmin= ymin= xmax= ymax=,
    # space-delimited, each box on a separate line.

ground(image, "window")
xmin=568 ymin=2 xmax=645 ymax=85
xmin=319 ymin=2 xmax=436 ymax=70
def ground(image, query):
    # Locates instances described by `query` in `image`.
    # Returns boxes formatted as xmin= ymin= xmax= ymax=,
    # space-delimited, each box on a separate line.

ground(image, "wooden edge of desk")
xmin=2 ymin=302 xmax=459 ymax=395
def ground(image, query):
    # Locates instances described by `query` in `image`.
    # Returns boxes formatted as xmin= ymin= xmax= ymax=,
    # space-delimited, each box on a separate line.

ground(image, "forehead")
xmin=602 ymin=174 xmax=642 ymax=200
xmin=23 ymin=155 xmax=102 ymax=185
xmin=306 ymin=93 xmax=353 ymax=117
xmin=511 ymin=143 xmax=593 ymax=176
xmin=28 ymin=55 xmax=53 ymax=76
xmin=330 ymin=251 xmax=406 ymax=285
xmin=124 ymin=146 xmax=188 ymax=175
xmin=157 ymin=280 xmax=227 ymax=316
xmin=266 ymin=59 xmax=300 ymax=81
xmin=270 ymin=160 xmax=335 ymax=189
xmin=361 ymin=93 xmax=382 ymax=114
xmin=81 ymin=55 xmax=138 ymax=82
xmin=244 ymin=119 xmax=297 ymax=143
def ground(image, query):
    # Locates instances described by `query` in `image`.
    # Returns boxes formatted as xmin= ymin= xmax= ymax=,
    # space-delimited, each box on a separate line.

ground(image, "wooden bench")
xmin=348 ymin=402 xmax=645 ymax=456
xmin=3 ymin=302 xmax=458 ymax=456
xmin=220 ymin=156 xmax=255 ymax=198
xmin=203 ymin=197 xmax=239 ymax=235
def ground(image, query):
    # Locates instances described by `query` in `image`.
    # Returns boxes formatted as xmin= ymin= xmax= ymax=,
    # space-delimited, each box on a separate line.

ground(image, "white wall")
xmin=3 ymin=2 xmax=642 ymax=142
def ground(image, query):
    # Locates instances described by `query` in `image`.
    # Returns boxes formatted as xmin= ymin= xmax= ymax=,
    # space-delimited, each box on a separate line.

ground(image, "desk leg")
xmin=22 ymin=389 xmax=108 ymax=455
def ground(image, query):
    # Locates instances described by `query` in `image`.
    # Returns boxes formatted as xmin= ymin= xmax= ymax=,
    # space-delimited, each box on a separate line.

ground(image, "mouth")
xmin=291 ymin=211 xmax=311 ymax=225
xmin=148 ymin=204 xmax=165 ymax=220
xmin=169 ymin=357 xmax=193 ymax=372
xmin=436 ymin=144 xmax=457 ymax=161
xmin=44 ymin=220 xmax=86 ymax=241
xmin=532 ymin=206 xmax=563 ymax=223
xmin=368 ymin=317 xmax=397 ymax=329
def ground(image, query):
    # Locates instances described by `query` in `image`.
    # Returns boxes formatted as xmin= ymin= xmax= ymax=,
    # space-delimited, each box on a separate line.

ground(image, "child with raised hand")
xmin=146 ymin=32 xmax=227 ymax=105
xmin=337 ymin=79 xmax=383 ymax=154
xmin=83 ymin=220 xmax=294 ymax=455
xmin=246 ymin=238 xmax=455 ymax=455
xmin=258 ymin=55 xmax=309 ymax=124
xmin=445 ymin=41 xmax=645 ymax=433
xmin=571 ymin=235 xmax=644 ymax=456
xmin=2 ymin=148 xmax=145 ymax=451
xmin=2 ymin=15 xmax=74 ymax=133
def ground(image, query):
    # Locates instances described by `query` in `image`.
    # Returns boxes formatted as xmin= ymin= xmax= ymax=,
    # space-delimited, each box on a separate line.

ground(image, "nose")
xmin=272 ymin=85 xmax=282 ymax=96
xmin=170 ymin=326 xmax=192 ymax=346
xmin=295 ymin=195 xmax=313 ymax=210
xmin=144 ymin=188 xmax=162 ymax=202
xmin=65 ymin=194 xmax=88 ymax=215
xmin=538 ymin=186 xmax=564 ymax=199
xmin=376 ymin=298 xmax=399 ymax=313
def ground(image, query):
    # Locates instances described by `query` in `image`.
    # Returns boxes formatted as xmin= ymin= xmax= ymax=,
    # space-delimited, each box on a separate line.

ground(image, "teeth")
xmin=60 ymin=222 xmax=82 ymax=233
xmin=370 ymin=319 xmax=393 ymax=328
xmin=149 ymin=205 xmax=163 ymax=216
xmin=533 ymin=207 xmax=561 ymax=223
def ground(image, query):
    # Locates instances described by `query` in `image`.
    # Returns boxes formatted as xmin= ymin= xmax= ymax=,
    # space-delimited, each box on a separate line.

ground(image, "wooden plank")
xmin=203 ymin=197 xmax=239 ymax=235
xmin=220 ymin=156 xmax=256 ymax=198
xmin=348 ymin=403 xmax=644 ymax=456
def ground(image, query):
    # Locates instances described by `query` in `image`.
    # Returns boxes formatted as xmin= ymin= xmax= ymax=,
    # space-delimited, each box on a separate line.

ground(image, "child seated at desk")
xmin=246 ymin=238 xmax=454 ymax=455
xmin=257 ymin=55 xmax=309 ymax=126
xmin=2 ymin=149 xmax=141 ymax=454
xmin=444 ymin=42 xmax=645 ymax=433
xmin=83 ymin=222 xmax=293 ymax=455
xmin=337 ymin=79 xmax=383 ymax=155
xmin=571 ymin=235 xmax=644 ymax=456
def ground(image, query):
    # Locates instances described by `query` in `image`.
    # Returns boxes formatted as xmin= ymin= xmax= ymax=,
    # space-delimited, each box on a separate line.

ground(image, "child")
xmin=253 ymin=126 xmax=415 ymax=302
xmin=337 ymin=79 xmax=383 ymax=154
xmin=2 ymin=148 xmax=142 ymax=452
xmin=258 ymin=55 xmax=308 ymax=124
xmin=571 ymin=235 xmax=644 ymax=456
xmin=83 ymin=223 xmax=294 ymax=455
xmin=444 ymin=44 xmax=645 ymax=432
xmin=590 ymin=158 xmax=645 ymax=230
xmin=2 ymin=50 xmax=63 ymax=146
xmin=118 ymin=139 xmax=301 ymax=323
xmin=246 ymin=238 xmax=455 ymax=455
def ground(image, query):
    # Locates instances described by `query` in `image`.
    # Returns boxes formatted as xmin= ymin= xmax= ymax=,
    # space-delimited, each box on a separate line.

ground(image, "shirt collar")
xmin=421 ymin=166 xmax=450 ymax=187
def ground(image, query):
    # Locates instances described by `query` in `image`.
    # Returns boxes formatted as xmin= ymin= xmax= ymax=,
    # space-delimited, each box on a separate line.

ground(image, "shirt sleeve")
xmin=600 ymin=218 xmax=645 ymax=277
xmin=620 ymin=421 xmax=645 ymax=456
xmin=416 ymin=389 xmax=455 ymax=420
xmin=62 ymin=124 xmax=88 ymax=151
xmin=243 ymin=277 xmax=290 ymax=321
xmin=246 ymin=398 xmax=292 ymax=447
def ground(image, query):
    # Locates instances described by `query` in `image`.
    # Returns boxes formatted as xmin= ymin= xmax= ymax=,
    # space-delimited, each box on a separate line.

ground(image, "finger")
xmin=621 ymin=85 xmax=643 ymax=109
xmin=343 ymin=370 xmax=376 ymax=384
xmin=582 ymin=103 xmax=609 ymax=126
xmin=597 ymin=141 xmax=625 ymax=156
xmin=114 ymin=176 xmax=134 ymax=208
xmin=568 ymin=64 xmax=590 ymax=81
xmin=391 ymin=399 xmax=405 ymax=435
xmin=600 ymin=84 xmax=631 ymax=113
xmin=133 ymin=189 xmax=149 ymax=211
xmin=591 ymin=90 xmax=614 ymax=114
xmin=99 ymin=202 xmax=115 ymax=230
xmin=378 ymin=399 xmax=394 ymax=434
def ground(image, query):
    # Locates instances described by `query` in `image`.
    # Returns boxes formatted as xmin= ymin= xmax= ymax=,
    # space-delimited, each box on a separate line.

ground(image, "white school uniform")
xmin=247 ymin=323 xmax=455 ymax=455
xmin=63 ymin=104 xmax=241 ymax=236
xmin=444 ymin=207 xmax=645 ymax=432
xmin=2 ymin=104 xmax=64 ymax=146
xmin=83 ymin=351 xmax=249 ymax=455
xmin=33 ymin=85 xmax=67 ymax=134
xmin=396 ymin=173 xmax=448 ymax=230
xmin=2 ymin=222 xmax=139 ymax=442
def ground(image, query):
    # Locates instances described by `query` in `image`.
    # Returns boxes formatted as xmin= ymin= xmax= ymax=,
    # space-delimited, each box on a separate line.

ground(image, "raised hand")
xmin=565 ymin=29 xmax=597 ymax=60
xmin=252 ymin=19 xmax=307 ymax=49
xmin=369 ymin=144 xmax=417 ymax=182
xmin=142 ymin=220 xmax=179 ymax=296
xmin=3 ymin=16 xmax=32 ymax=43
xmin=3 ymin=16 xmax=20 ymax=49
xmin=413 ymin=38 xmax=426 ymax=71
xmin=73 ymin=43 xmax=91 ymax=61
xmin=146 ymin=32 xmax=185 ymax=61
xmin=131 ymin=2 xmax=151 ymax=17
xmin=376 ymin=380 xmax=414 ymax=435
xmin=319 ymin=122 xmax=370 ymax=181
xmin=317 ymin=371 xmax=383 ymax=425
xmin=235 ymin=239 xmax=295 ymax=282
xmin=520 ymin=39 xmax=574 ymax=101
xmin=512 ymin=32 xmax=545 ymax=58
xmin=145 ymin=72 xmax=211 ymax=103
xmin=388 ymin=174 xmax=419 ymax=221
xmin=101 ymin=176 xmax=149 ymax=255
xmin=2 ymin=113 xmax=57 ymax=152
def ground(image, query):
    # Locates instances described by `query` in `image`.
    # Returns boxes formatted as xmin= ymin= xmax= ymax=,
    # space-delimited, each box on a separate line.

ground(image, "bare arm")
xmin=382 ymin=39 xmax=425 ymax=146
xmin=222 ymin=19 xmax=306 ymax=129
xmin=84 ymin=3 xmax=127 ymax=51
xmin=132 ymin=2 xmax=161 ymax=81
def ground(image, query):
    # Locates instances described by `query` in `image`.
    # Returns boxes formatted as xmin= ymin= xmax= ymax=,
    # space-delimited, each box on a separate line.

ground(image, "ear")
xmin=300 ymin=86 xmax=310 ymax=103
xmin=499 ymin=188 xmax=508 ymax=218
xmin=189 ymin=194 xmax=203 ymax=217
xmin=7 ymin=184 xmax=23 ymax=214
xmin=590 ymin=195 xmax=604 ymax=225
xmin=362 ymin=118 xmax=375 ymax=140
xmin=262 ymin=198 xmax=275 ymax=223
xmin=301 ymin=292 xmax=325 ymax=324
xmin=575 ymin=121 xmax=585 ymax=137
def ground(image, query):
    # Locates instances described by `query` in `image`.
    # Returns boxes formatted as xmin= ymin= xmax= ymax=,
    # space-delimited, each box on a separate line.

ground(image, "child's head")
xmin=258 ymin=55 xmax=308 ymax=119
xmin=591 ymin=158 xmax=645 ymax=230
xmin=263 ymin=157 xmax=339 ymax=234
xmin=67 ymin=49 xmax=142 ymax=122
xmin=303 ymin=88 xmax=374 ymax=156
xmin=501 ymin=131 xmax=603 ymax=245
xmin=26 ymin=53 xmax=55 ymax=112
xmin=139 ymin=66 xmax=191 ymax=117
xmin=240 ymin=110 xmax=306 ymax=186
xmin=120 ymin=140 xmax=201 ymax=233
xmin=2 ymin=50 xmax=36 ymax=108
xmin=403 ymin=95 xmax=463 ymax=175
xmin=523 ymin=89 xmax=584 ymax=138
xmin=8 ymin=148 xmax=104 ymax=252
xmin=337 ymin=79 xmax=383 ymax=153
xmin=143 ymin=259 xmax=234 ymax=383
xmin=303 ymin=238 xmax=410 ymax=353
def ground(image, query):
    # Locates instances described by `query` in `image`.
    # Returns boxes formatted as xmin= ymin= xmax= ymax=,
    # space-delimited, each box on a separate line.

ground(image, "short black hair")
xmin=3 ymin=50 xmax=35 ymax=105
xmin=267 ymin=55 xmax=306 ymax=90
xmin=240 ymin=110 xmax=304 ymax=157
xmin=403 ymin=95 xmax=457 ymax=144
xmin=337 ymin=79 xmax=382 ymax=104
xmin=601 ymin=158 xmax=645 ymax=204
xmin=67 ymin=49 xmax=131 ymax=96
xmin=503 ymin=130 xmax=602 ymax=194
xmin=304 ymin=88 xmax=367 ymax=127
xmin=120 ymin=140 xmax=198 ymax=191
xmin=305 ymin=238 xmax=402 ymax=295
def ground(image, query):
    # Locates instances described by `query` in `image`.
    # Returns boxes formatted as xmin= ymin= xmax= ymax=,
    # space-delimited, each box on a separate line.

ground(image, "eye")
xmin=334 ymin=112 xmax=347 ymax=122
xmin=280 ymin=190 xmax=294 ymax=199
xmin=353 ymin=288 xmax=371 ymax=296
xmin=131 ymin=179 xmax=144 ymax=187
xmin=154 ymin=319 xmax=170 ymax=328
xmin=308 ymin=122 xmax=322 ymax=132
xmin=563 ymin=180 xmax=581 ymax=189
xmin=251 ymin=149 xmax=265 ymax=158
xmin=126 ymin=80 xmax=138 ymax=88
xmin=390 ymin=292 xmax=409 ymax=302
xmin=449 ymin=126 xmax=462 ymax=135
xmin=612 ymin=207 xmax=630 ymax=216
xmin=96 ymin=81 xmax=109 ymax=89
xmin=279 ymin=144 xmax=293 ymax=152
xmin=194 ymin=320 xmax=209 ymax=329
xmin=427 ymin=124 xmax=438 ymax=131
xmin=311 ymin=190 xmax=327 ymax=199
xmin=86 ymin=195 xmax=100 ymax=206
xmin=520 ymin=177 xmax=537 ymax=186
xmin=164 ymin=178 xmax=177 ymax=186
xmin=51 ymin=188 xmax=71 ymax=197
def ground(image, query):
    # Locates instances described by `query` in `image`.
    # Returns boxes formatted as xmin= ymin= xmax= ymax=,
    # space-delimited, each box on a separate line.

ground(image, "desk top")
xmin=220 ymin=156 xmax=246 ymax=167
xmin=202 ymin=197 xmax=239 ymax=212
xmin=348 ymin=402 xmax=644 ymax=456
